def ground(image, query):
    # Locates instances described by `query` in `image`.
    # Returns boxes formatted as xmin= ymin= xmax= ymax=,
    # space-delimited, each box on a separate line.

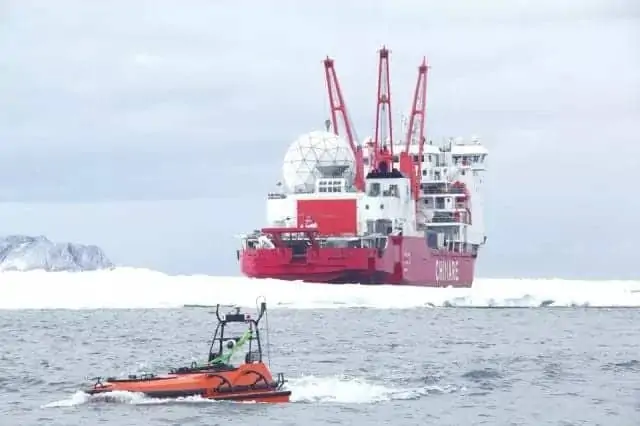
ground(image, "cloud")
xmin=3 ymin=0 xmax=637 ymax=154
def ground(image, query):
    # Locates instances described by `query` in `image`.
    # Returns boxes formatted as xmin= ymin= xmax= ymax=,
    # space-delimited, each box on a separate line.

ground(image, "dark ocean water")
xmin=1 ymin=307 xmax=639 ymax=425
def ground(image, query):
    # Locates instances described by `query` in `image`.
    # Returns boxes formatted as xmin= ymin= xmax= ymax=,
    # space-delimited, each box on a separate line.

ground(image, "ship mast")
xmin=402 ymin=57 xmax=430 ymax=201
xmin=372 ymin=46 xmax=394 ymax=173
xmin=322 ymin=57 xmax=365 ymax=192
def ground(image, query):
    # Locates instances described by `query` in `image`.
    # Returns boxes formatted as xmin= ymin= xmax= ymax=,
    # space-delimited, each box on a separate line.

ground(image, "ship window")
xmin=365 ymin=204 xmax=369 ymax=209
xmin=368 ymin=182 xmax=381 ymax=197
xmin=318 ymin=179 xmax=344 ymax=193
xmin=386 ymin=184 xmax=399 ymax=198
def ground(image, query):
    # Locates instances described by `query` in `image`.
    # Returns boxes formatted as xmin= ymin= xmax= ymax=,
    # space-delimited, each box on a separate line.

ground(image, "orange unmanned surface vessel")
xmin=85 ymin=300 xmax=291 ymax=403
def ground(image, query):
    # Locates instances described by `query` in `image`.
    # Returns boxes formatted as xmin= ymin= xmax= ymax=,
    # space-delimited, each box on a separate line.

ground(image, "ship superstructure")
xmin=237 ymin=47 xmax=488 ymax=287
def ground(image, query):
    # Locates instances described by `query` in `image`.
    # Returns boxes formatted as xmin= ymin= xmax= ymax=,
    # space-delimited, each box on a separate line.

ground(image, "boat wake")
xmin=2 ymin=267 xmax=640 ymax=310
xmin=42 ymin=375 xmax=456 ymax=408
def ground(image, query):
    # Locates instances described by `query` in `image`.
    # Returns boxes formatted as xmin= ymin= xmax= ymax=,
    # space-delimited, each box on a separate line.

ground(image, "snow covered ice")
xmin=1 ymin=266 xmax=640 ymax=310
xmin=0 ymin=235 xmax=113 ymax=272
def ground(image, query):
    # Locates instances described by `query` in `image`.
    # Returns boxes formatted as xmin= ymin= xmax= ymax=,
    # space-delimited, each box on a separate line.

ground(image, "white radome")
xmin=282 ymin=130 xmax=355 ymax=192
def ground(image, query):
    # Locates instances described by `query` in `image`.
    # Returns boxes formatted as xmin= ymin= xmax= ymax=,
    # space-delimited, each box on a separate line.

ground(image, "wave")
xmin=41 ymin=375 xmax=458 ymax=408
xmin=1 ymin=267 xmax=639 ymax=309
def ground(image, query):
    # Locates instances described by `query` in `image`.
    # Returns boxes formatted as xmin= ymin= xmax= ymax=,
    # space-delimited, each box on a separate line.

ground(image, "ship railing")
xmin=439 ymin=240 xmax=479 ymax=255
xmin=429 ymin=218 xmax=466 ymax=224
xmin=422 ymin=207 xmax=469 ymax=213
xmin=267 ymin=193 xmax=287 ymax=199
xmin=421 ymin=188 xmax=467 ymax=196
xmin=420 ymin=177 xmax=447 ymax=184
xmin=420 ymin=185 xmax=466 ymax=195
xmin=419 ymin=203 xmax=470 ymax=215
xmin=322 ymin=236 xmax=362 ymax=242
xmin=427 ymin=211 xmax=469 ymax=222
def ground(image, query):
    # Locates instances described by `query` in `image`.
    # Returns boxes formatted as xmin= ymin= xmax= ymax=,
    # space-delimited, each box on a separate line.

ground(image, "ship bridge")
xmin=415 ymin=136 xmax=489 ymax=253
xmin=450 ymin=137 xmax=488 ymax=171
xmin=359 ymin=162 xmax=416 ymax=237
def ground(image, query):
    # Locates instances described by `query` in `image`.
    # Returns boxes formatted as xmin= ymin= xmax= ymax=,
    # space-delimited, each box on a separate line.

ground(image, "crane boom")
xmin=323 ymin=57 xmax=357 ymax=155
xmin=399 ymin=58 xmax=430 ymax=202
xmin=372 ymin=46 xmax=394 ymax=173
xmin=404 ymin=57 xmax=429 ymax=153
xmin=322 ymin=57 xmax=364 ymax=191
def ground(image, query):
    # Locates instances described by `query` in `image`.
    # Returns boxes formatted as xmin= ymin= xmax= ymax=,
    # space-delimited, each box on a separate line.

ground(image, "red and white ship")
xmin=237 ymin=47 xmax=488 ymax=287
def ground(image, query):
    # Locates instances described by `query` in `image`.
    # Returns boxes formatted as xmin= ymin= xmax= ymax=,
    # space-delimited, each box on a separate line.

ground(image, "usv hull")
xmin=83 ymin=302 xmax=292 ymax=404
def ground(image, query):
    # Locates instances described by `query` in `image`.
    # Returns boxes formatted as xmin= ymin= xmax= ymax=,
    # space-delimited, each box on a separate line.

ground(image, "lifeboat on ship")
xmin=84 ymin=300 xmax=291 ymax=403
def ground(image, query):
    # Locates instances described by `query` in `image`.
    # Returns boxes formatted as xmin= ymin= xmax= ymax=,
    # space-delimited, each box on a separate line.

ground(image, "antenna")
xmin=256 ymin=296 xmax=271 ymax=368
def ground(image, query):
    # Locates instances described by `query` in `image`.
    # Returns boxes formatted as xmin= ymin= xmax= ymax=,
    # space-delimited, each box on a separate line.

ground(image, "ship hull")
xmin=240 ymin=235 xmax=476 ymax=288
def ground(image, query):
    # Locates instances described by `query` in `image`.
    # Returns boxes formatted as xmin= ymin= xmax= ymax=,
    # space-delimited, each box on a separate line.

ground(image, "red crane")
xmin=372 ymin=46 xmax=394 ymax=173
xmin=401 ymin=57 xmax=430 ymax=200
xmin=322 ymin=56 xmax=365 ymax=192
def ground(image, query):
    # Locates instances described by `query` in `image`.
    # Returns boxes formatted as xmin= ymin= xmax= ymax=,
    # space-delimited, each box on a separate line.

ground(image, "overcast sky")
xmin=1 ymin=0 xmax=639 ymax=279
